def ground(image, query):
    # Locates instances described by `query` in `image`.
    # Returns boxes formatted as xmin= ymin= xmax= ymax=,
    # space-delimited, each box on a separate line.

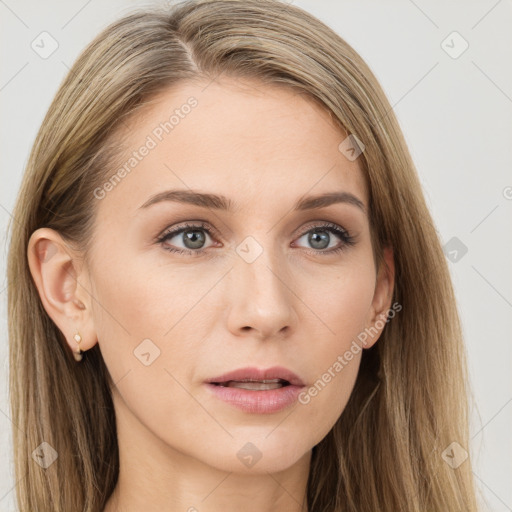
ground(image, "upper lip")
xmin=205 ymin=366 xmax=305 ymax=387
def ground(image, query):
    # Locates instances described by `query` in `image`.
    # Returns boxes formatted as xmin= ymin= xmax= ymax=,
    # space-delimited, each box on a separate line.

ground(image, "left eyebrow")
xmin=138 ymin=189 xmax=366 ymax=215
xmin=295 ymin=191 xmax=366 ymax=215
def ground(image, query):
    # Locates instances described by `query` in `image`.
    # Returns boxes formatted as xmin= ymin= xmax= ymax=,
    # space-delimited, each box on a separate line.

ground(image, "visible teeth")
xmin=226 ymin=380 xmax=284 ymax=390
xmin=213 ymin=378 xmax=291 ymax=390
xmin=213 ymin=379 xmax=288 ymax=390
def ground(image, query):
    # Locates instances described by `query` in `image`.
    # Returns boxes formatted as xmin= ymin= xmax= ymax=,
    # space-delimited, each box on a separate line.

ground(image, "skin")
xmin=28 ymin=77 xmax=394 ymax=512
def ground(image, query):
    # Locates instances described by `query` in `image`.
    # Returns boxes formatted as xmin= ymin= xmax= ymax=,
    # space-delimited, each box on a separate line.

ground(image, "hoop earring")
xmin=73 ymin=332 xmax=83 ymax=362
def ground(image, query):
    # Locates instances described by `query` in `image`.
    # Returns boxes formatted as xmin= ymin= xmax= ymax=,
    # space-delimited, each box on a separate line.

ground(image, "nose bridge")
xmin=227 ymin=231 xmax=297 ymax=337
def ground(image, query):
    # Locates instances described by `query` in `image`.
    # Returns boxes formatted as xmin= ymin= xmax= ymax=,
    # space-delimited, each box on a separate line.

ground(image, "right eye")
xmin=156 ymin=221 xmax=220 ymax=256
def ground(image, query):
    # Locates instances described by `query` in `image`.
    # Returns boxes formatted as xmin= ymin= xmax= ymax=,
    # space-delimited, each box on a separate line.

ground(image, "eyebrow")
xmin=138 ymin=189 xmax=366 ymax=215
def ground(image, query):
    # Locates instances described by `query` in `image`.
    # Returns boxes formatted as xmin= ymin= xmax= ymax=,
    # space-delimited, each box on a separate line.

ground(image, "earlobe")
xmin=364 ymin=246 xmax=395 ymax=349
xmin=27 ymin=228 xmax=97 ymax=358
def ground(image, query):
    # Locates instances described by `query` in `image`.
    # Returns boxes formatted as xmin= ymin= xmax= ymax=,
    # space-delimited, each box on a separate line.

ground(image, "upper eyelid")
xmin=158 ymin=220 xmax=351 ymax=243
xmin=158 ymin=221 xmax=218 ymax=239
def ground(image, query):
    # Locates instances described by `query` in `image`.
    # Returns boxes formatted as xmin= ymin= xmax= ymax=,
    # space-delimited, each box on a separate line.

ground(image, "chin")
xmin=199 ymin=432 xmax=313 ymax=475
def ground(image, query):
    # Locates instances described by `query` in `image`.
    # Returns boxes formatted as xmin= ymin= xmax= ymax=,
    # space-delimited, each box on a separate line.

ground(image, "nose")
xmin=226 ymin=245 xmax=298 ymax=340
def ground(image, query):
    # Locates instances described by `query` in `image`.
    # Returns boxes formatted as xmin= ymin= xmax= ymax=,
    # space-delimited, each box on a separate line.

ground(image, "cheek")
xmin=302 ymin=255 xmax=376 ymax=348
xmin=87 ymin=248 xmax=170 ymax=385
xmin=293 ymin=259 xmax=375 ymax=436
xmin=296 ymin=351 xmax=361 ymax=446
xmin=89 ymin=247 xmax=202 ymax=349
xmin=87 ymin=244 xmax=219 ymax=419
xmin=88 ymin=256 xmax=205 ymax=435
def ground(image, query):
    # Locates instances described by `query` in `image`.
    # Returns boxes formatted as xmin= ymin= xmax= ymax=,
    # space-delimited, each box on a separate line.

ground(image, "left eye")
xmin=294 ymin=227 xmax=343 ymax=251
xmin=292 ymin=222 xmax=356 ymax=254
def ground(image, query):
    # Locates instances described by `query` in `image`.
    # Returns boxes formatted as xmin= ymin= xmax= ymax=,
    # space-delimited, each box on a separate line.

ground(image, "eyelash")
xmin=156 ymin=221 xmax=356 ymax=257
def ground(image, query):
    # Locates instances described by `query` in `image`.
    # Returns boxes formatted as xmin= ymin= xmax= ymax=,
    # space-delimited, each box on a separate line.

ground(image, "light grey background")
xmin=1 ymin=1 xmax=511 ymax=511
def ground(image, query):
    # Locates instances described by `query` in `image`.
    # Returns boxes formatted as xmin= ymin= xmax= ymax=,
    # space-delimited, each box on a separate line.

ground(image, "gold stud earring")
xmin=73 ymin=332 xmax=83 ymax=361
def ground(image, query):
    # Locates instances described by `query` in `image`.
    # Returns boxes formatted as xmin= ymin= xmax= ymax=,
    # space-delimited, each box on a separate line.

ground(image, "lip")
xmin=205 ymin=366 xmax=305 ymax=387
xmin=204 ymin=366 xmax=306 ymax=414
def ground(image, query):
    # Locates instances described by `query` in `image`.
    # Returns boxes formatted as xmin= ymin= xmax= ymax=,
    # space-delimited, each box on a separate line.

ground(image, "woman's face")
xmin=49 ymin=77 xmax=393 ymax=474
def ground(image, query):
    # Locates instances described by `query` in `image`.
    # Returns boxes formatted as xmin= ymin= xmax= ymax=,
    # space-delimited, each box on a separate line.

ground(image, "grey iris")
xmin=183 ymin=230 xmax=206 ymax=249
xmin=309 ymin=230 xmax=329 ymax=249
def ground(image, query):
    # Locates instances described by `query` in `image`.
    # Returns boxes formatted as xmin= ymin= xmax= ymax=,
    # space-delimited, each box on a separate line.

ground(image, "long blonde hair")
xmin=7 ymin=1 xmax=480 ymax=510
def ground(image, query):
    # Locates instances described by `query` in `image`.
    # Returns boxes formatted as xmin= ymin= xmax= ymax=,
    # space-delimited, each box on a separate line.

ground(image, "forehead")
xmin=96 ymin=76 xmax=368 ymax=218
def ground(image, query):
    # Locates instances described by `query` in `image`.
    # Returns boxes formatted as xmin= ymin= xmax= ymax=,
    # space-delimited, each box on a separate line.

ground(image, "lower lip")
xmin=204 ymin=383 xmax=304 ymax=414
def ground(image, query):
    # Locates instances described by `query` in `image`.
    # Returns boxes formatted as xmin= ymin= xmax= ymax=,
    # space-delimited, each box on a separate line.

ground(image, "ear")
xmin=363 ymin=246 xmax=395 ymax=349
xmin=27 ymin=228 xmax=97 ymax=357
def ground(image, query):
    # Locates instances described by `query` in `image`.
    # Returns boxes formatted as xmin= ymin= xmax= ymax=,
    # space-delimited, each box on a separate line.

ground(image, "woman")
xmin=7 ymin=0 xmax=480 ymax=510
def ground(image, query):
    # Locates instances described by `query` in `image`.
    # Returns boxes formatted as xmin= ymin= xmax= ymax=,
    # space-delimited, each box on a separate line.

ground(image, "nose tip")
xmin=226 ymin=254 xmax=298 ymax=339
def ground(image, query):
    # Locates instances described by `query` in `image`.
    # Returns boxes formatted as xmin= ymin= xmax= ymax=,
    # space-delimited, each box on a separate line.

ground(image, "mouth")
xmin=210 ymin=378 xmax=291 ymax=390
xmin=204 ymin=366 xmax=306 ymax=414
xmin=205 ymin=365 xmax=305 ymax=388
